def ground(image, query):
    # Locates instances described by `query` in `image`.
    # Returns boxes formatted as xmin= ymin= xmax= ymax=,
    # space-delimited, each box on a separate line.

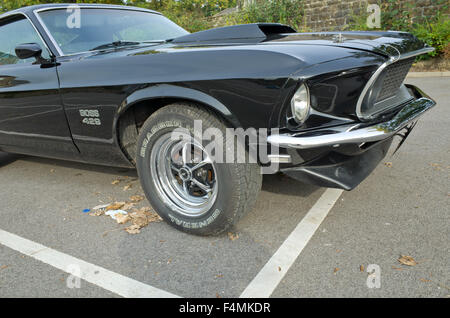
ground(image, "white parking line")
xmin=0 ymin=229 xmax=180 ymax=298
xmin=240 ymin=188 xmax=343 ymax=298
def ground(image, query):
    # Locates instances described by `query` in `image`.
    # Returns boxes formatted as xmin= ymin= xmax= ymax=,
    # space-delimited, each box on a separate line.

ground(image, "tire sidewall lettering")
xmin=167 ymin=208 xmax=221 ymax=229
xmin=140 ymin=120 xmax=184 ymax=158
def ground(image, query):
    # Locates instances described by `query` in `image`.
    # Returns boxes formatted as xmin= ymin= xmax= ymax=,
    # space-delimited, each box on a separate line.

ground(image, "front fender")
xmin=116 ymin=84 xmax=241 ymax=128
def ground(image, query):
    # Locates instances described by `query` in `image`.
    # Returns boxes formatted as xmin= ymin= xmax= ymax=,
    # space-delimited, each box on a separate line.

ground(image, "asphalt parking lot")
xmin=0 ymin=77 xmax=448 ymax=298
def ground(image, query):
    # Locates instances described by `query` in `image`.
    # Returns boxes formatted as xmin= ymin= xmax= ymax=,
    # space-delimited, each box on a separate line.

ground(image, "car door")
xmin=0 ymin=14 xmax=79 ymax=159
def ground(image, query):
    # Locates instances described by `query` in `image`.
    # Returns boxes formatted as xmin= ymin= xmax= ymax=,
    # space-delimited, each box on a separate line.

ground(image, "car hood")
xmin=171 ymin=23 xmax=430 ymax=59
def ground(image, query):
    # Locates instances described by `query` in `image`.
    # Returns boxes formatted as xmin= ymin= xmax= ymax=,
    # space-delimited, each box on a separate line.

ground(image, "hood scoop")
xmin=171 ymin=23 xmax=296 ymax=44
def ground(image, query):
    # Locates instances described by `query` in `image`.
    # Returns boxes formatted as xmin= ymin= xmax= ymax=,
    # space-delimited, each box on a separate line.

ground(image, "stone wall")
xmin=303 ymin=0 xmax=449 ymax=31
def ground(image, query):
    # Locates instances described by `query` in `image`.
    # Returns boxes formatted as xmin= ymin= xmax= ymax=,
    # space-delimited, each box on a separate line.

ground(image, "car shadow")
xmin=261 ymin=172 xmax=319 ymax=197
xmin=18 ymin=155 xmax=138 ymax=178
xmin=6 ymin=154 xmax=318 ymax=197
xmin=0 ymin=152 xmax=20 ymax=168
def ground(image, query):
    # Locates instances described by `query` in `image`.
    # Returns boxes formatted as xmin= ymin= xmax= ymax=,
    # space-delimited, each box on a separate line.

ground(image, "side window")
xmin=0 ymin=16 xmax=50 ymax=66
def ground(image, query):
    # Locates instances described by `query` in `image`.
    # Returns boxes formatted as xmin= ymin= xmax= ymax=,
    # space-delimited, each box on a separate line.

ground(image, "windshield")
xmin=38 ymin=8 xmax=189 ymax=55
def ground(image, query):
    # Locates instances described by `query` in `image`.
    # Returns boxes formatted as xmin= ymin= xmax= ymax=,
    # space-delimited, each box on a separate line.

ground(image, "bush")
xmin=411 ymin=14 xmax=450 ymax=59
xmin=345 ymin=1 xmax=449 ymax=60
xmin=163 ymin=10 xmax=213 ymax=33
xmin=226 ymin=0 xmax=305 ymax=31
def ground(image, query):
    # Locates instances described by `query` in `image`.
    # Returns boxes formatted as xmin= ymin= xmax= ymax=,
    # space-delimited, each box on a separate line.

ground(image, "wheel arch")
xmin=115 ymin=84 xmax=241 ymax=164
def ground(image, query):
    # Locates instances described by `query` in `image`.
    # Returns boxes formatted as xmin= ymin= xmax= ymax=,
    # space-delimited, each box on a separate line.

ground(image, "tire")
xmin=136 ymin=102 xmax=262 ymax=235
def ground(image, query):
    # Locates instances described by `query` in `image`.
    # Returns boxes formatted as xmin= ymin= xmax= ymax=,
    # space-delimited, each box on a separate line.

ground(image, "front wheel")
xmin=136 ymin=103 xmax=262 ymax=236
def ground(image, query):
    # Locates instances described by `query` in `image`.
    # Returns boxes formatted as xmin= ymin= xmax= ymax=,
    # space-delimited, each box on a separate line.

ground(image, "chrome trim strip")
xmin=268 ymin=85 xmax=435 ymax=149
xmin=355 ymin=46 xmax=435 ymax=120
xmin=33 ymin=5 xmax=162 ymax=57
xmin=267 ymin=154 xmax=292 ymax=163
xmin=0 ymin=12 xmax=54 ymax=58
xmin=33 ymin=9 xmax=63 ymax=56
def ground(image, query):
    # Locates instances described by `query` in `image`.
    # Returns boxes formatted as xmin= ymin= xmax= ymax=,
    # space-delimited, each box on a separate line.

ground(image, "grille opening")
xmin=375 ymin=57 xmax=415 ymax=102
xmin=360 ymin=57 xmax=415 ymax=118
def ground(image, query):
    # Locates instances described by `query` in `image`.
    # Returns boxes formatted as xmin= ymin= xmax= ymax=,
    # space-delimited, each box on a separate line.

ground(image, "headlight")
xmin=291 ymin=84 xmax=310 ymax=124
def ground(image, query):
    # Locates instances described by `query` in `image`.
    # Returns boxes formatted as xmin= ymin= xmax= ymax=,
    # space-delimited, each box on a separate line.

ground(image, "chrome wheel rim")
xmin=150 ymin=132 xmax=218 ymax=217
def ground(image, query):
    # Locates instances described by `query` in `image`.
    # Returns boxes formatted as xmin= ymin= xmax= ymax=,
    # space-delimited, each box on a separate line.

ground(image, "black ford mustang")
xmin=0 ymin=4 xmax=436 ymax=235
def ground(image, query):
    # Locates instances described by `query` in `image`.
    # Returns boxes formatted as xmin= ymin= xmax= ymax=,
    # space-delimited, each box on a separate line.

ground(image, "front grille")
xmin=376 ymin=57 xmax=415 ymax=102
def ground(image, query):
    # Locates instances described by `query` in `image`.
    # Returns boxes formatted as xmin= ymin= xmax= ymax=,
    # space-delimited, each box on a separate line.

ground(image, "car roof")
xmin=0 ymin=3 xmax=161 ymax=19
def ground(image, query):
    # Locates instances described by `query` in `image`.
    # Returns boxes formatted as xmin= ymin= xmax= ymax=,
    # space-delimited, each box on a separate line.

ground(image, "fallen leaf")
xmin=106 ymin=202 xmax=126 ymax=211
xmin=123 ymin=184 xmax=132 ymax=191
xmin=121 ymin=202 xmax=136 ymax=211
xmin=116 ymin=214 xmax=131 ymax=224
xmin=215 ymin=274 xmax=223 ymax=278
xmin=398 ymin=255 xmax=418 ymax=266
xmin=384 ymin=162 xmax=393 ymax=168
xmin=216 ymin=293 xmax=221 ymax=298
xmin=122 ymin=208 xmax=162 ymax=234
xmin=130 ymin=195 xmax=144 ymax=202
xmin=420 ymin=278 xmax=431 ymax=283
xmin=111 ymin=180 xmax=120 ymax=185
xmin=0 ymin=265 xmax=8 ymax=270
xmin=139 ymin=206 xmax=152 ymax=213
xmin=125 ymin=224 xmax=141 ymax=234
xmin=278 ymin=266 xmax=281 ymax=272
xmin=334 ymin=267 xmax=339 ymax=274
xmin=50 ymin=169 xmax=55 ymax=173
xmin=392 ymin=266 xmax=404 ymax=271
xmin=147 ymin=212 xmax=163 ymax=223
xmin=130 ymin=208 xmax=162 ymax=227
xmin=89 ymin=209 xmax=105 ymax=216
xmin=132 ymin=216 xmax=149 ymax=228
xmin=228 ymin=232 xmax=239 ymax=241
xmin=360 ymin=265 xmax=364 ymax=272
xmin=430 ymin=163 xmax=443 ymax=170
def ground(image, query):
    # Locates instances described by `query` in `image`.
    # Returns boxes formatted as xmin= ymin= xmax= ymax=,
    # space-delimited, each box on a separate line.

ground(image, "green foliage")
xmin=226 ymin=0 xmax=305 ymax=31
xmin=0 ymin=0 xmax=124 ymax=13
xmin=130 ymin=0 xmax=236 ymax=17
xmin=153 ymin=0 xmax=237 ymax=32
xmin=348 ymin=0 xmax=449 ymax=60
xmin=0 ymin=0 xmax=235 ymax=16
xmin=412 ymin=14 xmax=450 ymax=59
xmin=0 ymin=0 xmax=236 ymax=32
xmin=164 ymin=10 xmax=213 ymax=33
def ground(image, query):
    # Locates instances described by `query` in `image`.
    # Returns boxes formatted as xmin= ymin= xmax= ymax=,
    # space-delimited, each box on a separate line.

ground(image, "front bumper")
xmin=268 ymin=84 xmax=436 ymax=190
xmin=268 ymin=85 xmax=435 ymax=149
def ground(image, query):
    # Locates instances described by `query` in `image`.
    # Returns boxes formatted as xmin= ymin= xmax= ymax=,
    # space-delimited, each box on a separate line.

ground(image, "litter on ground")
xmin=105 ymin=209 xmax=128 ymax=220
xmin=86 ymin=200 xmax=162 ymax=235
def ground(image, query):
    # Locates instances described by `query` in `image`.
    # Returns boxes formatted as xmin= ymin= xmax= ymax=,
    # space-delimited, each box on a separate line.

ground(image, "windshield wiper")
xmin=141 ymin=40 xmax=168 ymax=43
xmin=90 ymin=41 xmax=141 ymax=51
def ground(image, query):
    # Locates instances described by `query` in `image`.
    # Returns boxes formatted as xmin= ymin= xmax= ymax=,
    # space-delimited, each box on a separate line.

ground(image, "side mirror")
xmin=15 ymin=43 xmax=42 ymax=59
xmin=15 ymin=43 xmax=48 ymax=64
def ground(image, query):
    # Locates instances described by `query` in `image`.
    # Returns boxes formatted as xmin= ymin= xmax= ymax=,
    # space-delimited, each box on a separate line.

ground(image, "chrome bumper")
xmin=268 ymin=85 xmax=436 ymax=149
